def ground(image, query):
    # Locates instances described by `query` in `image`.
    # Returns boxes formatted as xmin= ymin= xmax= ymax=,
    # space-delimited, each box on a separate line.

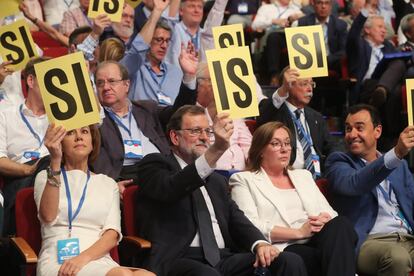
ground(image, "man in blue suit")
xmin=325 ymin=104 xmax=414 ymax=276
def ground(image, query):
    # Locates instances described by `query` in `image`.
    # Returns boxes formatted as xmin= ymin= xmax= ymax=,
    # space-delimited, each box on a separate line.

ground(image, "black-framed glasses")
xmin=96 ymin=79 xmax=124 ymax=88
xmin=152 ymin=37 xmax=171 ymax=45
xmin=269 ymin=140 xmax=292 ymax=151
xmin=177 ymin=127 xmax=214 ymax=137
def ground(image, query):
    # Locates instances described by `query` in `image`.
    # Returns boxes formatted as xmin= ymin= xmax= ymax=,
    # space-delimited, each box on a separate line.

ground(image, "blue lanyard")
xmin=107 ymin=110 xmax=133 ymax=138
xmin=81 ymin=8 xmax=93 ymax=26
xmin=19 ymin=104 xmax=44 ymax=148
xmin=290 ymin=110 xmax=314 ymax=146
xmin=145 ymin=64 xmax=167 ymax=90
xmin=183 ymin=25 xmax=200 ymax=51
xmin=274 ymin=3 xmax=288 ymax=19
xmin=378 ymin=181 xmax=393 ymax=205
xmin=62 ymin=167 xmax=90 ymax=237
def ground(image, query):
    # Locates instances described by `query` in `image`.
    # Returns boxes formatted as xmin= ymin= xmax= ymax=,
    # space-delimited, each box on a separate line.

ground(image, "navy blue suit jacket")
xmin=325 ymin=151 xmax=414 ymax=251
xmin=346 ymin=12 xmax=396 ymax=84
xmin=298 ymin=14 xmax=347 ymax=67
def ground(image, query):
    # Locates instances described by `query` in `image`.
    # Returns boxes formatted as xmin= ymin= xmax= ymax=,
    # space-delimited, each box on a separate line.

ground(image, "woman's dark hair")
xmin=246 ymin=121 xmax=292 ymax=172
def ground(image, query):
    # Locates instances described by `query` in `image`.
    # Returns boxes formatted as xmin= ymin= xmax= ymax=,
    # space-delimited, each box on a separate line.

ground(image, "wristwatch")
xmin=46 ymin=166 xmax=61 ymax=187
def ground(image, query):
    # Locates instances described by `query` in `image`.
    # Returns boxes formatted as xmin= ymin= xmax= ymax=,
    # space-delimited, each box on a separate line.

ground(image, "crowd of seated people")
xmin=2 ymin=0 xmax=414 ymax=275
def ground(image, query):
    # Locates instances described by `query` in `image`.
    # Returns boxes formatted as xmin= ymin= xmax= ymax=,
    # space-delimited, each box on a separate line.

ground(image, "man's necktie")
xmin=192 ymin=188 xmax=221 ymax=266
xmin=294 ymin=109 xmax=316 ymax=178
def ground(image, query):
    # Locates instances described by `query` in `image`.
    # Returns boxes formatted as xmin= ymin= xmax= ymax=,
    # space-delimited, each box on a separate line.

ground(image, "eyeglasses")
xmin=177 ymin=127 xmax=214 ymax=137
xmin=96 ymin=79 xmax=124 ymax=88
xmin=152 ymin=37 xmax=171 ymax=45
xmin=269 ymin=140 xmax=292 ymax=151
xmin=295 ymin=81 xmax=316 ymax=88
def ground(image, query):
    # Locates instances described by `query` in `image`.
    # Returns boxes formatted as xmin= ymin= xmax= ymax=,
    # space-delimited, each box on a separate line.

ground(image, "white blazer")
xmin=229 ymin=168 xmax=337 ymax=250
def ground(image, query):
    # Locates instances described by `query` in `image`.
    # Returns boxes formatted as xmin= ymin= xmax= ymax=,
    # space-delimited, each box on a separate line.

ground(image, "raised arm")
xmin=19 ymin=2 xmax=69 ymax=47
xmin=140 ymin=0 xmax=170 ymax=44
xmin=38 ymin=124 xmax=66 ymax=224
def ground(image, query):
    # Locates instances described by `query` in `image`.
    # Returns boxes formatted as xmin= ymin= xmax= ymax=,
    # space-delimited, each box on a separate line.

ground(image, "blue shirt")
xmin=121 ymin=34 xmax=183 ymax=105
xmin=166 ymin=21 xmax=202 ymax=72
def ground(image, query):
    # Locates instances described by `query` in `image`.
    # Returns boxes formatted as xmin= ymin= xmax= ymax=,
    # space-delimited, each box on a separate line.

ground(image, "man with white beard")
xmin=257 ymin=67 xmax=338 ymax=179
xmin=101 ymin=3 xmax=135 ymax=44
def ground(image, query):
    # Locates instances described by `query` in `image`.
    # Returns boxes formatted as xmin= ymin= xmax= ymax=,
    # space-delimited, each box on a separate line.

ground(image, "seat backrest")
xmin=316 ymin=178 xmax=329 ymax=199
xmin=123 ymin=185 xmax=139 ymax=236
xmin=245 ymin=119 xmax=257 ymax=135
xmin=15 ymin=187 xmax=119 ymax=262
xmin=15 ymin=187 xmax=41 ymax=254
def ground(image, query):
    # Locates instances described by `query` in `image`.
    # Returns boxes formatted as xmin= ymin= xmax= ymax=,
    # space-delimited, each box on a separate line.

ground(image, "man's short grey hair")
xmin=155 ymin=19 xmax=172 ymax=33
xmin=401 ymin=13 xmax=414 ymax=38
xmin=363 ymin=15 xmax=384 ymax=36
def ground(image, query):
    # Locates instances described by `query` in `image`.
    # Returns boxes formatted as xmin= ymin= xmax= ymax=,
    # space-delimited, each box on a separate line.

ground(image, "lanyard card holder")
xmin=57 ymin=238 xmax=80 ymax=264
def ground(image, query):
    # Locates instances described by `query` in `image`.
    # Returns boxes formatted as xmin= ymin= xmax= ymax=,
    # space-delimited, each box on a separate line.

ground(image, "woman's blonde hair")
xmin=99 ymin=38 xmax=125 ymax=62
xmin=246 ymin=121 xmax=292 ymax=172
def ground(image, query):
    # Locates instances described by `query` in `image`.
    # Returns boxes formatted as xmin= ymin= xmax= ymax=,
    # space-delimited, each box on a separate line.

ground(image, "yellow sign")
xmin=0 ymin=0 xmax=20 ymax=19
xmin=285 ymin=25 xmax=328 ymax=78
xmin=35 ymin=52 xmax=100 ymax=131
xmin=125 ymin=0 xmax=142 ymax=8
xmin=88 ymin=0 xmax=125 ymax=22
xmin=0 ymin=20 xmax=38 ymax=71
xmin=406 ymin=79 xmax=414 ymax=126
xmin=206 ymin=46 xmax=258 ymax=119
xmin=212 ymin=24 xmax=245 ymax=49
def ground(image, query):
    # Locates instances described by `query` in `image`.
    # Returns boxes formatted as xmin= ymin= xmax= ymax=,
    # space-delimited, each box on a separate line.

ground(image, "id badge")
xmin=311 ymin=154 xmax=321 ymax=177
xmin=157 ymin=93 xmax=172 ymax=105
xmin=23 ymin=151 xmax=40 ymax=161
xmin=238 ymin=2 xmax=248 ymax=14
xmin=124 ymin=139 xmax=143 ymax=159
xmin=57 ymin=238 xmax=80 ymax=264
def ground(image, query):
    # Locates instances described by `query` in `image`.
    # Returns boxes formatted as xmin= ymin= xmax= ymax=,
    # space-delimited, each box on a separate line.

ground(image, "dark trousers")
xmin=167 ymin=247 xmax=307 ymax=276
xmin=2 ymin=156 xmax=50 ymax=236
xmin=284 ymin=216 xmax=357 ymax=276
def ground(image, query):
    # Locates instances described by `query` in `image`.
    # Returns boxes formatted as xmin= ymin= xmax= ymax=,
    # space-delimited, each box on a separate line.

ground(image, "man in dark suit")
xmin=325 ymin=104 xmax=414 ymax=276
xmin=257 ymin=67 xmax=337 ymax=178
xmin=297 ymin=0 xmax=347 ymax=74
xmin=135 ymin=105 xmax=307 ymax=276
xmin=91 ymin=57 xmax=197 ymax=184
xmin=346 ymin=9 xmax=400 ymax=105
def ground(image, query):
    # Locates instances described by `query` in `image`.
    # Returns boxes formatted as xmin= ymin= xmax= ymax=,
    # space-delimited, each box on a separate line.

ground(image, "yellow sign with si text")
xmin=285 ymin=25 xmax=328 ymax=78
xmin=212 ymin=24 xmax=245 ymax=49
xmin=406 ymin=79 xmax=414 ymax=126
xmin=34 ymin=52 xmax=100 ymax=131
xmin=125 ymin=0 xmax=142 ymax=8
xmin=88 ymin=0 xmax=125 ymax=22
xmin=0 ymin=0 xmax=20 ymax=19
xmin=0 ymin=19 xmax=38 ymax=71
xmin=206 ymin=46 xmax=258 ymax=119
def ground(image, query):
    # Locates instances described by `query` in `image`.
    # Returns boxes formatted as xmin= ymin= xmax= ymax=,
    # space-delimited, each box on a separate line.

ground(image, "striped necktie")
xmin=294 ymin=109 xmax=316 ymax=178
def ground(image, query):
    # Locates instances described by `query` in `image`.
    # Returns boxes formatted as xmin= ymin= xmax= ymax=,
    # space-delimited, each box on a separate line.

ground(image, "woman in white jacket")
xmin=230 ymin=121 xmax=357 ymax=276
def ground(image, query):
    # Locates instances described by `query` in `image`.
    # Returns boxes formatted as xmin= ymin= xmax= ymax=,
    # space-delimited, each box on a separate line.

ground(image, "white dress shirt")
xmin=0 ymin=103 xmax=49 ymax=163
xmin=272 ymin=89 xmax=317 ymax=169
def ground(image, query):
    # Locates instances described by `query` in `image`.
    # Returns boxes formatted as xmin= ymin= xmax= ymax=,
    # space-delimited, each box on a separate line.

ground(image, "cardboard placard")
xmin=35 ymin=52 xmax=100 ymax=131
xmin=0 ymin=0 xmax=20 ymax=19
xmin=125 ymin=0 xmax=142 ymax=8
xmin=88 ymin=0 xmax=125 ymax=22
xmin=206 ymin=46 xmax=259 ymax=119
xmin=212 ymin=23 xmax=245 ymax=49
xmin=0 ymin=19 xmax=38 ymax=71
xmin=285 ymin=25 xmax=328 ymax=78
